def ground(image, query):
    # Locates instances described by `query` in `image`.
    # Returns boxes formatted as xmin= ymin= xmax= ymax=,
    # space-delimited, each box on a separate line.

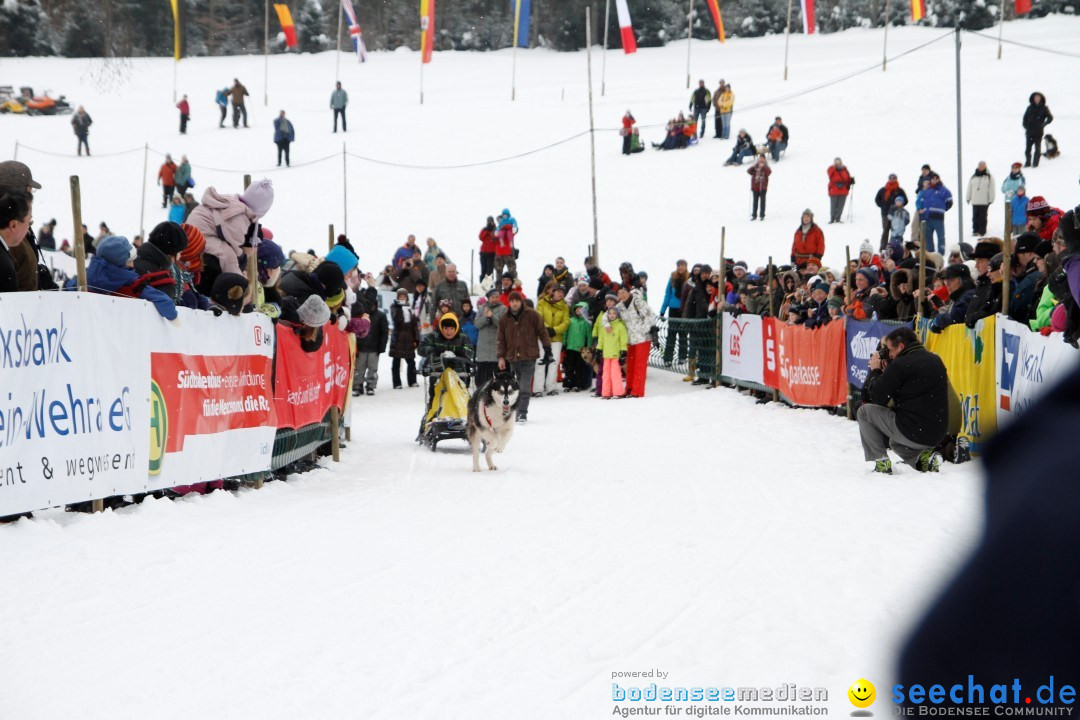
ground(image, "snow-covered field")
xmin=1 ymin=19 xmax=1071 ymax=718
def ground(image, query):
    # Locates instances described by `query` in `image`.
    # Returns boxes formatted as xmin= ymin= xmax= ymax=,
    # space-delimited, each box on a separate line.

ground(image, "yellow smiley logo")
xmin=848 ymin=679 xmax=876 ymax=709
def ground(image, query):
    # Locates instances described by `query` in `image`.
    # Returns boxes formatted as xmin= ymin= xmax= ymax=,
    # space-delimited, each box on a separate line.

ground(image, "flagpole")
xmin=173 ymin=60 xmax=178 ymax=103
xmin=586 ymin=7 xmax=600 ymax=267
xmin=882 ymin=0 xmax=890 ymax=71
xmin=264 ymin=0 xmax=269 ymax=106
xmin=336 ymin=0 xmax=343 ymax=81
xmin=996 ymin=0 xmax=1006 ymax=59
xmin=420 ymin=55 xmax=425 ymax=105
xmin=685 ymin=0 xmax=692 ymax=89
xmin=783 ymin=0 xmax=793 ymax=80
xmin=954 ymin=25 xmax=965 ymax=245
xmin=601 ymin=0 xmax=610 ymax=96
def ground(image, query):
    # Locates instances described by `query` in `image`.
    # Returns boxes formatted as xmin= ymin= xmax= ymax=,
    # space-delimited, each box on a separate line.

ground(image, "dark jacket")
xmin=431 ymin=278 xmax=470 ymax=317
xmin=964 ymin=275 xmax=1002 ymax=328
xmin=875 ymin=184 xmax=909 ymax=218
xmin=686 ymin=279 xmax=713 ymax=320
xmin=0 ymin=242 xmax=18 ymax=293
xmin=1022 ymin=93 xmax=1053 ymax=136
xmin=356 ymin=303 xmax=389 ymax=354
xmin=690 ymin=86 xmax=712 ymax=111
xmin=417 ymin=327 xmax=473 ymax=366
xmin=930 ymin=279 xmax=976 ymax=332
xmin=496 ymin=306 xmax=551 ymax=362
xmin=389 ymin=300 xmax=419 ymax=359
xmin=1008 ymin=263 xmax=1043 ymax=323
xmin=133 ymin=242 xmax=179 ymax=303
xmin=273 ymin=117 xmax=295 ymax=144
xmin=71 ymin=111 xmax=92 ymax=136
xmin=880 ymin=268 xmax=916 ymax=321
xmin=393 ymin=264 xmax=428 ymax=295
xmin=862 ymin=342 xmax=948 ymax=446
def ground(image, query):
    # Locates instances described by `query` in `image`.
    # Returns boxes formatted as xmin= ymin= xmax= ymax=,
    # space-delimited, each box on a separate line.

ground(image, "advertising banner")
xmin=720 ymin=312 xmax=764 ymax=385
xmin=147 ymin=308 xmax=277 ymax=489
xmin=996 ymin=315 xmax=1079 ymax=426
xmin=274 ymin=325 xmax=352 ymax=429
xmin=846 ymin=319 xmax=913 ymax=389
xmin=0 ymin=292 xmax=151 ymax=515
xmin=762 ymin=318 xmax=847 ymax=407
xmin=920 ymin=316 xmax=998 ymax=454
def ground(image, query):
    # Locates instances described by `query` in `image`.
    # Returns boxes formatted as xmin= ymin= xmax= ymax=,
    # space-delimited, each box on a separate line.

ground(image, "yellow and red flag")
xmin=705 ymin=0 xmax=726 ymax=42
xmin=911 ymin=0 xmax=926 ymax=21
xmin=169 ymin=0 xmax=185 ymax=60
xmin=420 ymin=0 xmax=436 ymax=63
xmin=274 ymin=3 xmax=298 ymax=48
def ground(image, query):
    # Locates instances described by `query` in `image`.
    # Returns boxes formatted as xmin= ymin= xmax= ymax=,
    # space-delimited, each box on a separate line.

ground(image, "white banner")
xmin=996 ymin=315 xmax=1080 ymax=426
xmin=146 ymin=307 xmax=276 ymax=490
xmin=721 ymin=312 xmax=764 ymax=385
xmin=0 ymin=292 xmax=152 ymax=515
xmin=0 ymin=292 xmax=278 ymax=515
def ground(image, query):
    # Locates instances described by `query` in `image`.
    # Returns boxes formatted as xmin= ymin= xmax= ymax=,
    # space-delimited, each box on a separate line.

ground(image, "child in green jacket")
xmin=563 ymin=302 xmax=593 ymax=392
xmin=597 ymin=308 xmax=628 ymax=398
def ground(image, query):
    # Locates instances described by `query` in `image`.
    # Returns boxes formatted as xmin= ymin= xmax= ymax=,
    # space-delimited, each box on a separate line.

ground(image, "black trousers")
xmin=880 ymin=215 xmax=891 ymax=251
xmin=752 ymin=189 xmax=767 ymax=219
xmin=622 ymin=134 xmax=631 ymax=155
xmin=276 ymin=141 xmax=291 ymax=167
xmin=475 ymin=361 xmax=497 ymax=390
xmin=162 ymin=185 xmax=175 ymax=207
xmin=479 ymin=252 xmax=495 ymax=282
xmin=219 ymin=104 xmax=226 ymax=127
xmin=392 ymin=357 xmax=416 ymax=387
xmin=333 ymin=108 xmax=346 ymax=132
xmin=1025 ymin=133 xmax=1042 ymax=167
xmin=179 ymin=113 xmax=189 ymax=133
xmin=663 ymin=310 xmax=688 ymax=364
xmin=972 ymin=204 xmax=989 ymax=235
xmin=233 ymin=104 xmax=248 ymax=128
xmin=714 ymin=115 xmax=722 ymax=138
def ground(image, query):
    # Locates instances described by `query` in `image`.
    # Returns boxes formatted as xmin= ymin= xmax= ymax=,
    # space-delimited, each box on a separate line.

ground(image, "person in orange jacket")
xmin=791 ymin=209 xmax=825 ymax=269
xmin=157 ymin=154 xmax=178 ymax=209
xmin=827 ymin=157 xmax=854 ymax=223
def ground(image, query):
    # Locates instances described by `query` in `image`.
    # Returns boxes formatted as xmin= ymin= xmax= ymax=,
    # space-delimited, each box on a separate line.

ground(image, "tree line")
xmin=0 ymin=0 xmax=1072 ymax=58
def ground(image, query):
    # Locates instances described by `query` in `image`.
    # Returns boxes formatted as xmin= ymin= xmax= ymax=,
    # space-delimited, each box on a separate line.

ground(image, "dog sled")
xmin=417 ymin=354 xmax=473 ymax=452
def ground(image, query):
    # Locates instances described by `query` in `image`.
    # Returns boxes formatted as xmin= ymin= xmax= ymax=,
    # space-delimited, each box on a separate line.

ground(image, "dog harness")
xmin=483 ymin=402 xmax=513 ymax=427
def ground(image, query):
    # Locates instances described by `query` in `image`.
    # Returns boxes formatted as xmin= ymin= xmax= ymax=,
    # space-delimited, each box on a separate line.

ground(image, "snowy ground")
xmin=2 ymin=20 xmax=1066 ymax=717
xmin=2 ymin=18 xmax=1076 ymax=278
xmin=2 ymin=364 xmax=982 ymax=719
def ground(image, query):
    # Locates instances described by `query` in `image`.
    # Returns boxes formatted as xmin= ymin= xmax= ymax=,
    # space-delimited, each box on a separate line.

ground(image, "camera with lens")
xmin=876 ymin=342 xmax=891 ymax=364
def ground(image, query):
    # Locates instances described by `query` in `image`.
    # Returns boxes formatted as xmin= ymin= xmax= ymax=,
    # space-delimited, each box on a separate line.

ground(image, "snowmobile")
xmin=0 ymin=86 xmax=25 ymax=114
xmin=417 ymin=354 xmax=473 ymax=452
xmin=19 ymin=86 xmax=73 ymax=115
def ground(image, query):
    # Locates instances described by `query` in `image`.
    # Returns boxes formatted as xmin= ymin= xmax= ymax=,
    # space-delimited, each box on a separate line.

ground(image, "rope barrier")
xmin=16 ymin=144 xmax=144 ymax=159
xmin=146 ymin=146 xmax=341 ymax=173
xmin=345 ymin=131 xmax=591 ymax=170
xmin=963 ymin=29 xmax=1080 ymax=59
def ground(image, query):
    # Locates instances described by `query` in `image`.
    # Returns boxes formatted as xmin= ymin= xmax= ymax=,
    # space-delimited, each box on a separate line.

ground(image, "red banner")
xmin=761 ymin=319 xmax=847 ymax=407
xmin=273 ymin=325 xmax=352 ymax=429
xmin=151 ymin=353 xmax=275 ymax=455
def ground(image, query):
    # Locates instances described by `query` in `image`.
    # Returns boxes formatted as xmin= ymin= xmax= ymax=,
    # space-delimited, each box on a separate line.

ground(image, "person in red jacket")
xmin=176 ymin=94 xmax=190 ymax=134
xmin=791 ymin=209 xmax=825 ymax=269
xmin=478 ymin=216 xmax=497 ymax=284
xmin=747 ymin=154 xmax=771 ymax=221
xmin=621 ymin=111 xmax=636 ymax=155
xmin=827 ymin=157 xmax=854 ymax=224
xmin=157 ymin=154 xmax=178 ymax=208
xmin=1026 ymin=196 xmax=1063 ymax=241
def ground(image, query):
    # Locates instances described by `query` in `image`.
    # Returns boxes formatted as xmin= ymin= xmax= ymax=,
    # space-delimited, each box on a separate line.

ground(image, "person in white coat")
xmin=965 ymin=161 xmax=995 ymax=237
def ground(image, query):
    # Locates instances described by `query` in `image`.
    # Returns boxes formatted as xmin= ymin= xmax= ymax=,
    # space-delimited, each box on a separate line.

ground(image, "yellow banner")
xmin=919 ymin=316 xmax=997 ymax=454
xmin=170 ymin=0 xmax=181 ymax=61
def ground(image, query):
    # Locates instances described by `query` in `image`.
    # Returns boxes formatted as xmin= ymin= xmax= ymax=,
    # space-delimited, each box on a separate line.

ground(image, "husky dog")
xmin=467 ymin=371 xmax=521 ymax=472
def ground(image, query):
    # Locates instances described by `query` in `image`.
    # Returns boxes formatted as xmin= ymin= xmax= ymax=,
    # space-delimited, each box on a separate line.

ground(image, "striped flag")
xmin=800 ymin=0 xmax=816 ymax=33
xmin=911 ymin=0 xmax=926 ymax=21
xmin=512 ymin=0 xmax=532 ymax=48
xmin=341 ymin=0 xmax=367 ymax=62
xmin=274 ymin=3 xmax=297 ymax=48
xmin=1015 ymin=0 xmax=1031 ymax=13
xmin=420 ymin=0 xmax=436 ymax=63
xmin=614 ymin=0 xmax=637 ymax=54
xmin=169 ymin=0 xmax=185 ymax=60
xmin=704 ymin=0 xmax=726 ymax=42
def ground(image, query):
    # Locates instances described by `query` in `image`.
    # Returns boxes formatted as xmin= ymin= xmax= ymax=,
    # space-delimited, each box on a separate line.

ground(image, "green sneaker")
xmin=916 ymin=450 xmax=942 ymax=473
xmin=874 ymin=458 xmax=893 ymax=474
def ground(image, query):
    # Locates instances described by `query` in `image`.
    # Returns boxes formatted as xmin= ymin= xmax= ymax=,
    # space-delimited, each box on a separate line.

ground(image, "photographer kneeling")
xmin=858 ymin=327 xmax=948 ymax=474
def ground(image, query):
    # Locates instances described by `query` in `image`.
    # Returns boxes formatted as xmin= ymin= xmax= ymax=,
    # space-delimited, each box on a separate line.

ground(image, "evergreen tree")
xmin=60 ymin=1 xmax=105 ymax=57
xmin=297 ymin=0 xmax=331 ymax=52
xmin=0 ymin=0 xmax=55 ymax=56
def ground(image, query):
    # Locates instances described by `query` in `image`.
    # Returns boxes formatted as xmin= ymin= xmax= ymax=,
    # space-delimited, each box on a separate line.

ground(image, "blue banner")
xmin=512 ymin=0 xmax=531 ymax=47
xmin=845 ymin=318 xmax=912 ymax=388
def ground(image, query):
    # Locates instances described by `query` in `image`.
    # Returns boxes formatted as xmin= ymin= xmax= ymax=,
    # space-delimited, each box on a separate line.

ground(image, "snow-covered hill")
xmin=2 ymin=17 xmax=1075 ymax=280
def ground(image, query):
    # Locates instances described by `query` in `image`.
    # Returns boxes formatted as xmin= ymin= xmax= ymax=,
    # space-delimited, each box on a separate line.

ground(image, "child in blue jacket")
xmin=66 ymin=236 xmax=178 ymax=321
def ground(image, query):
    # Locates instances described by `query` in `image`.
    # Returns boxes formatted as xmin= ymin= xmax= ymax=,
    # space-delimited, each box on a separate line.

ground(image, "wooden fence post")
xmin=330 ymin=407 xmax=341 ymax=462
xmin=72 ymin=176 xmax=102 ymax=512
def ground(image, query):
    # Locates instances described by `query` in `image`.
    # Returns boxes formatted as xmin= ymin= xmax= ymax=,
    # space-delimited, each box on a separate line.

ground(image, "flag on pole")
xmin=800 ymin=0 xmax=816 ymax=33
xmin=420 ymin=0 xmax=436 ymax=64
xmin=704 ymin=0 xmax=726 ymax=42
xmin=614 ymin=0 xmax=637 ymax=54
xmin=1014 ymin=0 xmax=1031 ymax=13
xmin=169 ymin=0 xmax=185 ymax=60
xmin=911 ymin=0 xmax=926 ymax=21
xmin=512 ymin=0 xmax=532 ymax=48
xmin=274 ymin=3 xmax=298 ymax=48
xmin=341 ymin=0 xmax=367 ymax=62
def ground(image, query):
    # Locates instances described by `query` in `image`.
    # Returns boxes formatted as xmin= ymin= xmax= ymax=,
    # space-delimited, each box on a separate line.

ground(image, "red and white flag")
xmin=800 ymin=0 xmax=816 ymax=34
xmin=1015 ymin=0 xmax=1031 ymax=13
xmin=614 ymin=0 xmax=637 ymax=54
